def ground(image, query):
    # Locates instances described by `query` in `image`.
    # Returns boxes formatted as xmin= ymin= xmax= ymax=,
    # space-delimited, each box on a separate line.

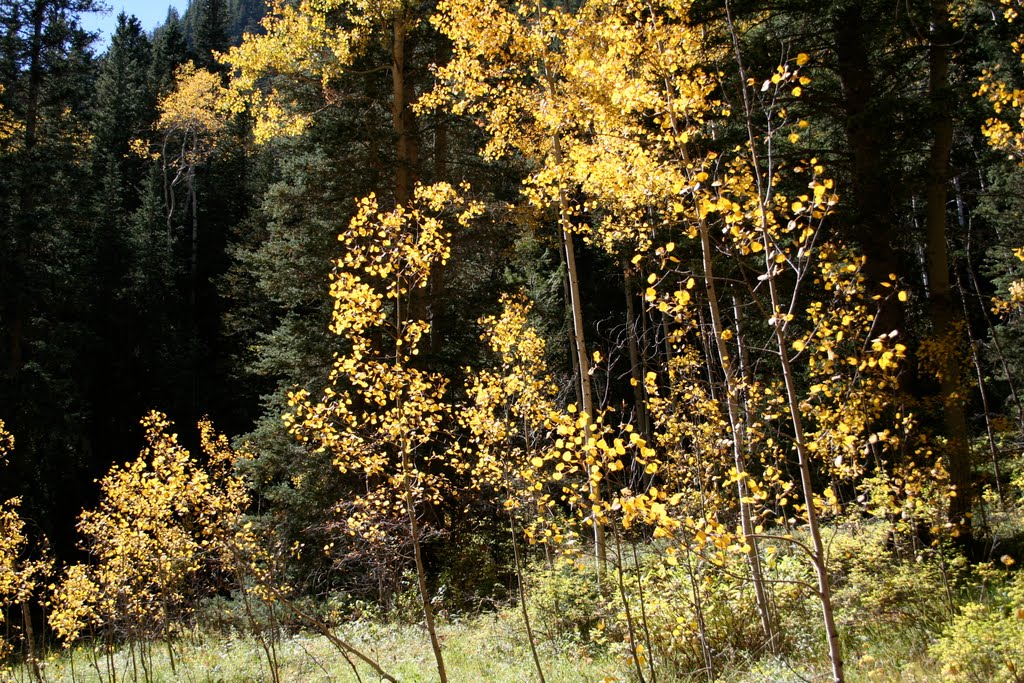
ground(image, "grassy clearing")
xmin=2 ymin=607 xmax=947 ymax=683
xmin=6 ymin=512 xmax=1023 ymax=683
xmin=8 ymin=613 xmax=627 ymax=683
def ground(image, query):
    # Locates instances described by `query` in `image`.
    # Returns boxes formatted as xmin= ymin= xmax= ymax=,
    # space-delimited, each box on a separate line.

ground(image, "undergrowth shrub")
xmin=930 ymin=568 xmax=1024 ymax=683
xmin=590 ymin=542 xmax=822 ymax=679
xmin=827 ymin=520 xmax=973 ymax=673
xmin=525 ymin=559 xmax=611 ymax=645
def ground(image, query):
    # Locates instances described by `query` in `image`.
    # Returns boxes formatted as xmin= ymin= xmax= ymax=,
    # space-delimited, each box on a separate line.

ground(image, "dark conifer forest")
xmin=4 ymin=0 xmax=1024 ymax=680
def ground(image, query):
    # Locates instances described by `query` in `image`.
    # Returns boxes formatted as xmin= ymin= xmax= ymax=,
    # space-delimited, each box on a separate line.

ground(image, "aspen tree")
xmin=145 ymin=63 xmax=234 ymax=294
xmin=0 ymin=421 xmax=51 ymax=675
xmin=433 ymin=1 xmax=924 ymax=678
xmin=286 ymin=182 xmax=482 ymax=683
xmin=429 ymin=0 xmax=781 ymax=642
xmin=461 ymin=294 xmax=561 ymax=683
xmin=222 ymin=0 xmax=423 ymax=205
xmin=427 ymin=0 xmax=617 ymax=574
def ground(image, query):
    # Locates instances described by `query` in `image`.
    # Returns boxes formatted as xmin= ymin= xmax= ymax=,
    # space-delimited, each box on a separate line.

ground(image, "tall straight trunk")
xmin=392 ymin=13 xmax=430 ymax=334
xmin=953 ymin=179 xmax=1005 ymax=507
xmin=391 ymin=15 xmax=418 ymax=207
xmin=624 ymin=267 xmax=651 ymax=441
xmin=725 ymin=2 xmax=842 ymax=678
xmin=553 ymin=167 xmax=607 ymax=572
xmin=697 ymin=223 xmax=776 ymax=650
xmin=389 ymin=36 xmax=443 ymax=663
xmin=651 ymin=24 xmax=775 ymax=647
xmin=24 ymin=0 xmax=44 ymax=151
xmin=833 ymin=5 xmax=906 ymax=339
xmin=429 ymin=99 xmax=450 ymax=356
xmin=925 ymin=0 xmax=972 ymax=535
xmin=6 ymin=0 xmax=46 ymax=373
xmin=540 ymin=59 xmax=607 ymax=571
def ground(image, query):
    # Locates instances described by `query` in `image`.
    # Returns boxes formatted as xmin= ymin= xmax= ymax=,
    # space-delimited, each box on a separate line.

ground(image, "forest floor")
xmin=8 ymin=516 xmax=1024 ymax=683
xmin=8 ymin=614 xmax=945 ymax=683
xmin=7 ymin=599 xmax=953 ymax=683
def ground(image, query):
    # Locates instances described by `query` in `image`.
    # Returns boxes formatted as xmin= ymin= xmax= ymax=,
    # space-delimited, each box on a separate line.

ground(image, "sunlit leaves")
xmin=976 ymin=1 xmax=1024 ymax=161
xmin=142 ymin=62 xmax=236 ymax=167
xmin=48 ymin=413 xmax=255 ymax=646
xmin=0 ymin=86 xmax=22 ymax=152
xmin=287 ymin=182 xmax=479 ymax=551
xmin=222 ymin=0 xmax=415 ymax=143
xmin=0 ymin=422 xmax=51 ymax=661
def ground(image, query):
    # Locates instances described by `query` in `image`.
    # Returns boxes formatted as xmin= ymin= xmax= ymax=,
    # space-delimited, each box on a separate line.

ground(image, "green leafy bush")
xmin=931 ymin=569 xmax=1024 ymax=683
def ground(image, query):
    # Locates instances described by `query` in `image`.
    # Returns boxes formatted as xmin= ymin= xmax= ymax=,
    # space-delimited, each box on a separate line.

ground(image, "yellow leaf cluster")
xmin=0 ymin=421 xmax=52 ymax=661
xmin=977 ymin=2 xmax=1024 ymax=161
xmin=48 ymin=412 xmax=258 ymax=645
xmin=287 ymin=182 xmax=480 ymax=551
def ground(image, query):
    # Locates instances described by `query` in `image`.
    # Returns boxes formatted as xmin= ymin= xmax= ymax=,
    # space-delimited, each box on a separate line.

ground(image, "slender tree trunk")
xmin=952 ymin=180 xmax=1005 ymax=507
xmin=429 ymin=101 xmax=450 ymax=356
xmin=391 ymin=15 xmax=418 ymax=208
xmin=647 ymin=10 xmax=776 ymax=647
xmin=925 ymin=0 xmax=972 ymax=536
xmin=624 ymin=266 xmax=651 ymax=441
xmin=22 ymin=602 xmax=43 ymax=683
xmin=509 ymin=508 xmax=546 ymax=683
xmin=724 ymin=2 xmax=842 ymax=677
xmin=402 ymin=439 xmax=448 ymax=683
xmin=697 ymin=223 xmax=776 ymax=651
xmin=610 ymin=527 xmax=649 ymax=683
xmin=547 ymin=128 xmax=607 ymax=574
xmin=834 ymin=5 xmax=906 ymax=339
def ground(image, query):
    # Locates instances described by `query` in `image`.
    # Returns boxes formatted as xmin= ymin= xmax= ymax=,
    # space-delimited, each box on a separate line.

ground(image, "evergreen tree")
xmin=193 ymin=0 xmax=229 ymax=72
xmin=92 ymin=13 xmax=152 ymax=211
xmin=0 ymin=0 xmax=103 ymax=554
xmin=149 ymin=8 xmax=189 ymax=97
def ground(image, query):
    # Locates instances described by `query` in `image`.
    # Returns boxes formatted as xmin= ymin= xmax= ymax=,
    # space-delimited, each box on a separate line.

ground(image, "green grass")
xmin=7 ymin=614 xmax=627 ymax=683
xmin=9 ymin=510 xmax=1024 ymax=682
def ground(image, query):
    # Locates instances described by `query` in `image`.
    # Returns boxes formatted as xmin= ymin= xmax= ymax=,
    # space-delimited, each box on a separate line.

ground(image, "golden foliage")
xmin=151 ymin=62 xmax=236 ymax=166
xmin=0 ymin=86 xmax=22 ymax=150
xmin=977 ymin=1 xmax=1024 ymax=161
xmin=48 ymin=412 xmax=257 ymax=645
xmin=286 ymin=182 xmax=481 ymax=543
xmin=222 ymin=0 xmax=416 ymax=143
xmin=0 ymin=421 xmax=51 ymax=661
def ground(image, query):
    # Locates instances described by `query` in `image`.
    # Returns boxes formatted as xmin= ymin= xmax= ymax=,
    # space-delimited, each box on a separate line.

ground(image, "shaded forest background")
xmin=4 ymin=0 xmax=1024 ymax=679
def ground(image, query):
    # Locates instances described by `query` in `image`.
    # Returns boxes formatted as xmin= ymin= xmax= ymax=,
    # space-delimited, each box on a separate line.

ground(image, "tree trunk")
xmin=724 ymin=1 xmax=842 ymax=676
xmin=402 ymin=439 xmax=448 ymax=683
xmin=925 ymin=0 xmax=972 ymax=536
xmin=834 ymin=5 xmax=906 ymax=339
xmin=624 ymin=266 xmax=651 ymax=442
xmin=391 ymin=14 xmax=418 ymax=208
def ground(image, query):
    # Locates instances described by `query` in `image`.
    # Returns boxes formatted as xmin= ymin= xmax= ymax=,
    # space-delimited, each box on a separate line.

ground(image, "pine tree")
xmin=194 ymin=0 xmax=229 ymax=72
xmin=0 ymin=0 xmax=105 ymax=556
